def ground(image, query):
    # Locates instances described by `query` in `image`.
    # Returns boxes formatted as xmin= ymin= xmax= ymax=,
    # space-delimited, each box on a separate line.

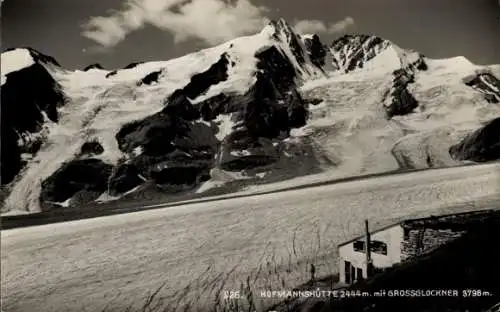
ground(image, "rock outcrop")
xmin=169 ymin=52 xmax=230 ymax=100
xmin=108 ymin=163 xmax=144 ymax=196
xmin=112 ymin=41 xmax=310 ymax=193
xmin=449 ymin=117 xmax=500 ymax=162
xmin=303 ymin=34 xmax=327 ymax=69
xmin=79 ymin=140 xmax=104 ymax=157
xmin=330 ymin=34 xmax=389 ymax=72
xmin=463 ymin=70 xmax=500 ymax=103
xmin=83 ymin=63 xmax=104 ymax=71
xmin=137 ymin=70 xmax=164 ymax=86
xmin=40 ymin=159 xmax=113 ymax=205
xmin=123 ymin=61 xmax=144 ymax=70
xmin=105 ymin=70 xmax=118 ymax=78
xmin=1 ymin=48 xmax=66 ymax=185
xmin=385 ymin=68 xmax=419 ymax=118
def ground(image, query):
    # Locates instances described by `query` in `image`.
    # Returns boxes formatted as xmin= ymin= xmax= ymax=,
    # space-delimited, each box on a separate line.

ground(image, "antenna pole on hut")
xmin=364 ymin=219 xmax=372 ymax=279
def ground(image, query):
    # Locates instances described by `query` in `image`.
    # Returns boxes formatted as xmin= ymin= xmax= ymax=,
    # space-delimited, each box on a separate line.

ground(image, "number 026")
xmin=223 ymin=291 xmax=241 ymax=299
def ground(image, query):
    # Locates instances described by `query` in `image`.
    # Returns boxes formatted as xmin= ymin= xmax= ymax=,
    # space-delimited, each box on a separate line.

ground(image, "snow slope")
xmin=1 ymin=49 xmax=35 ymax=84
xmin=297 ymin=55 xmax=499 ymax=176
xmin=3 ymin=163 xmax=500 ymax=312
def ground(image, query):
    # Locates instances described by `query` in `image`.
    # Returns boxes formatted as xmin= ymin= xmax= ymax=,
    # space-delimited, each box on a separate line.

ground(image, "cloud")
xmin=293 ymin=16 xmax=355 ymax=35
xmin=293 ymin=20 xmax=328 ymax=35
xmin=328 ymin=16 xmax=355 ymax=33
xmin=81 ymin=0 xmax=269 ymax=48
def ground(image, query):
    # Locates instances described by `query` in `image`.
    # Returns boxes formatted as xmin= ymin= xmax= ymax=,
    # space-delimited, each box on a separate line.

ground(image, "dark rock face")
xmin=137 ymin=70 xmax=164 ymax=86
xmin=105 ymin=62 xmax=146 ymax=79
xmin=40 ymin=159 xmax=113 ymax=203
xmin=244 ymin=73 xmax=308 ymax=138
xmin=108 ymin=163 xmax=144 ymax=196
xmin=2 ymin=64 xmax=63 ymax=133
xmin=123 ymin=61 xmax=144 ymax=70
xmin=1 ymin=129 xmax=22 ymax=185
xmin=449 ymin=117 xmax=500 ymax=162
xmin=197 ymin=41 xmax=309 ymax=170
xmin=413 ymin=57 xmax=428 ymax=71
xmin=306 ymin=98 xmax=323 ymax=106
xmin=159 ymin=51 xmax=230 ymax=119
xmin=109 ymin=38 xmax=309 ymax=194
xmin=255 ymin=46 xmax=297 ymax=92
xmin=170 ymin=52 xmax=230 ymax=100
xmin=269 ymin=19 xmax=307 ymax=66
xmin=116 ymin=107 xmax=219 ymax=188
xmin=83 ymin=63 xmax=104 ymax=71
xmin=163 ymin=90 xmax=202 ymax=119
xmin=329 ymin=35 xmax=428 ymax=74
xmin=199 ymin=93 xmax=237 ymax=121
xmin=105 ymin=70 xmax=118 ymax=78
xmin=219 ymin=136 xmax=279 ymax=171
xmin=1 ymin=54 xmax=66 ymax=184
xmin=202 ymin=74 xmax=308 ymax=170
xmin=385 ymin=68 xmax=418 ymax=118
xmin=116 ymin=113 xmax=186 ymax=156
xmin=303 ymin=34 xmax=327 ymax=68
xmin=331 ymin=35 xmax=388 ymax=72
xmin=151 ymin=165 xmax=210 ymax=186
xmin=79 ymin=140 xmax=104 ymax=156
xmin=463 ymin=72 xmax=500 ymax=103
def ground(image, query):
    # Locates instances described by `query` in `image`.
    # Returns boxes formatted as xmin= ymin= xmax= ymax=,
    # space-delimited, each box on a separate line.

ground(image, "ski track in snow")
xmin=2 ymin=163 xmax=500 ymax=312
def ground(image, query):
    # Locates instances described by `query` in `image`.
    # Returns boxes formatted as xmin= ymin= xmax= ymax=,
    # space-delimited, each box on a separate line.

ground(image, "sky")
xmin=1 ymin=0 xmax=499 ymax=69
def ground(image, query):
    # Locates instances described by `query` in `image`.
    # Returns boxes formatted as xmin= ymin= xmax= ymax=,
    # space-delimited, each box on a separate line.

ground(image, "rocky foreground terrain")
xmin=1 ymin=19 xmax=499 ymax=213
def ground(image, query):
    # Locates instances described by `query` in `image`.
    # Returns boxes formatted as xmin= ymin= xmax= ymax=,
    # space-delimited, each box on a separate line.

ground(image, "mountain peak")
xmin=1 ymin=47 xmax=60 ymax=85
xmin=3 ymin=47 xmax=60 ymax=67
xmin=268 ymin=18 xmax=292 ymax=30
xmin=263 ymin=18 xmax=300 ymax=41
xmin=329 ymin=34 xmax=427 ymax=74
xmin=329 ymin=34 xmax=392 ymax=73
xmin=332 ymin=34 xmax=389 ymax=47
xmin=82 ymin=63 xmax=105 ymax=71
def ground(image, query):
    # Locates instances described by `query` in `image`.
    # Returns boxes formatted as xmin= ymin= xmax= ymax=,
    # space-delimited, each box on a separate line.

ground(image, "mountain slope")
xmin=1 ymin=48 xmax=67 ymax=185
xmin=449 ymin=117 xmax=500 ymax=162
xmin=329 ymin=34 xmax=427 ymax=74
xmin=1 ymin=20 xmax=499 ymax=214
xmin=1 ymin=19 xmax=325 ymax=212
xmin=300 ymin=55 xmax=499 ymax=174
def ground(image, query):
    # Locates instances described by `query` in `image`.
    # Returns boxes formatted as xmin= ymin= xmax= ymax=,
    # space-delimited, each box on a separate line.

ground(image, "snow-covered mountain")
xmin=329 ymin=34 xmax=427 ymax=74
xmin=1 ymin=47 xmax=67 ymax=186
xmin=1 ymin=18 xmax=499 ymax=214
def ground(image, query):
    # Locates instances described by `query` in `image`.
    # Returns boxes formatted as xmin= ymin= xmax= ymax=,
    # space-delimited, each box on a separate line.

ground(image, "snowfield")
xmin=2 ymin=163 xmax=500 ymax=312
